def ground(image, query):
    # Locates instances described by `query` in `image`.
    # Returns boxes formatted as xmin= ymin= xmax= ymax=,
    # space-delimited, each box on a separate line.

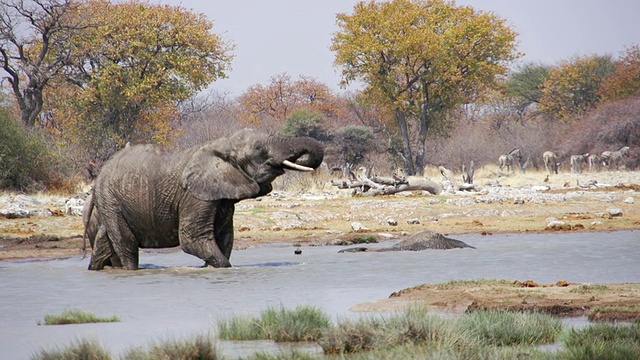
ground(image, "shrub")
xmin=335 ymin=125 xmax=376 ymax=166
xmin=0 ymin=107 xmax=75 ymax=191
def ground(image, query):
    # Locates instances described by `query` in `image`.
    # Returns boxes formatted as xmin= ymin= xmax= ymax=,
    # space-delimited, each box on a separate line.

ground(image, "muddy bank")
xmin=351 ymin=280 xmax=640 ymax=322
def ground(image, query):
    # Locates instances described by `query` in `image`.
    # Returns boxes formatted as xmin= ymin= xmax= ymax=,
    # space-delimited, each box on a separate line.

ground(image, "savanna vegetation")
xmin=32 ymin=305 xmax=640 ymax=359
xmin=1 ymin=0 xmax=639 ymax=193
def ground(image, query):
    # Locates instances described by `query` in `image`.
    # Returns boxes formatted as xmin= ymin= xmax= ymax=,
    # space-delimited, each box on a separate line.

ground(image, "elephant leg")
xmin=88 ymin=225 xmax=111 ymax=270
xmin=214 ymin=200 xmax=236 ymax=259
xmin=178 ymin=197 xmax=231 ymax=268
xmin=100 ymin=207 xmax=139 ymax=270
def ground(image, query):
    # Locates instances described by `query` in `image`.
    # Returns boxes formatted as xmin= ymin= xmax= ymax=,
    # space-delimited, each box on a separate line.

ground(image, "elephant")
xmin=83 ymin=128 xmax=324 ymax=270
xmin=338 ymin=230 xmax=475 ymax=253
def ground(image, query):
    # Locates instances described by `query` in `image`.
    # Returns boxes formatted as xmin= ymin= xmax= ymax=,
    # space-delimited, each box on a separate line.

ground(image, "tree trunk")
xmin=414 ymin=103 xmax=431 ymax=176
xmin=395 ymin=108 xmax=415 ymax=175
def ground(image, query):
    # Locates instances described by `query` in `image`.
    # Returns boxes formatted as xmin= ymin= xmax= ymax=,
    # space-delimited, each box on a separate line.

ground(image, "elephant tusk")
xmin=282 ymin=160 xmax=314 ymax=172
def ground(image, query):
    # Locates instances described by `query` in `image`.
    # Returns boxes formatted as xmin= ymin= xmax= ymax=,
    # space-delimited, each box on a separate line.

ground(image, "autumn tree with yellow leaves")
xmin=599 ymin=44 xmax=640 ymax=102
xmin=45 ymin=0 xmax=234 ymax=160
xmin=538 ymin=54 xmax=614 ymax=120
xmin=331 ymin=0 xmax=519 ymax=175
xmin=237 ymin=73 xmax=345 ymax=131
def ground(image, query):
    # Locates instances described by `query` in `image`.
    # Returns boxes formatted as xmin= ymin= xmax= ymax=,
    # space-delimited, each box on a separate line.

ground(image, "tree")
xmin=539 ymin=54 xmax=614 ymax=120
xmin=238 ymin=73 xmax=344 ymax=128
xmin=335 ymin=125 xmax=376 ymax=166
xmin=280 ymin=108 xmax=332 ymax=141
xmin=504 ymin=62 xmax=550 ymax=116
xmin=599 ymin=44 xmax=640 ymax=101
xmin=48 ymin=0 xmax=234 ymax=159
xmin=0 ymin=0 xmax=89 ymax=128
xmin=332 ymin=0 xmax=519 ymax=175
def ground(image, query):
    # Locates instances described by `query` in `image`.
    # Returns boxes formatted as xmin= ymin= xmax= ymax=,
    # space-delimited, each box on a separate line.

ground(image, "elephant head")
xmin=181 ymin=129 xmax=324 ymax=201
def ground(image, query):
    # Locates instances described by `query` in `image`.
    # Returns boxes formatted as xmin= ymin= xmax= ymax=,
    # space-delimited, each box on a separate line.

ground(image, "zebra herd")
xmin=498 ymin=146 xmax=631 ymax=175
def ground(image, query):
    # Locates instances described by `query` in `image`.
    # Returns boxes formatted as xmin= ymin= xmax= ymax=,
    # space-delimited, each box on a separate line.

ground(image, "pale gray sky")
xmin=157 ymin=0 xmax=640 ymax=96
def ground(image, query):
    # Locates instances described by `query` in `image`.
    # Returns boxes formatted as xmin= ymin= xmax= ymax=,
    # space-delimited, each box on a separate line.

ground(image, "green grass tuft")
xmin=39 ymin=309 xmax=120 ymax=325
xmin=30 ymin=338 xmax=111 ymax=360
xmin=459 ymin=309 xmax=563 ymax=346
xmin=218 ymin=305 xmax=331 ymax=342
xmin=124 ymin=335 xmax=221 ymax=360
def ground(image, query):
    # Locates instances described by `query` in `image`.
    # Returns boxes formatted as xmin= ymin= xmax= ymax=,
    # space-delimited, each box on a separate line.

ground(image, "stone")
xmin=386 ymin=218 xmax=398 ymax=226
xmin=607 ymin=208 xmax=623 ymax=217
xmin=65 ymin=198 xmax=85 ymax=216
xmin=624 ymin=197 xmax=635 ymax=204
xmin=406 ymin=218 xmax=420 ymax=225
xmin=351 ymin=222 xmax=368 ymax=232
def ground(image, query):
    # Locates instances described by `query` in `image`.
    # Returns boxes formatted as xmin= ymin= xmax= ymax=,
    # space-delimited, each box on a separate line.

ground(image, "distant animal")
xmin=601 ymin=146 xmax=630 ymax=171
xmin=587 ymin=154 xmax=601 ymax=172
xmin=338 ymin=230 xmax=475 ymax=253
xmin=543 ymin=151 xmax=559 ymax=174
xmin=570 ymin=153 xmax=589 ymax=174
xmin=498 ymin=148 xmax=523 ymax=174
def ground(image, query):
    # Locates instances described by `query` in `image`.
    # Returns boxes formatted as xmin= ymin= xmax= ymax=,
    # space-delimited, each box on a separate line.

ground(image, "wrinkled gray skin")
xmin=84 ymin=128 xmax=324 ymax=270
xmin=338 ymin=230 xmax=475 ymax=253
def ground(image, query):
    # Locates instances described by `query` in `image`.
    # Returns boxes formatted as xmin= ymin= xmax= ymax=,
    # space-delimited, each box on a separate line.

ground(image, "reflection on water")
xmin=1 ymin=231 xmax=638 ymax=359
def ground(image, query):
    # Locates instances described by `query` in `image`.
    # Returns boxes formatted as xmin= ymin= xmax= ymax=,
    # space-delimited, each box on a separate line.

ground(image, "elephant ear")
xmin=180 ymin=140 xmax=260 ymax=201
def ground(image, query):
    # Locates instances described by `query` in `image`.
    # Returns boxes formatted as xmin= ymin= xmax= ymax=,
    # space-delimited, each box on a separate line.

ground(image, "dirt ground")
xmin=1 ymin=167 xmax=639 ymax=320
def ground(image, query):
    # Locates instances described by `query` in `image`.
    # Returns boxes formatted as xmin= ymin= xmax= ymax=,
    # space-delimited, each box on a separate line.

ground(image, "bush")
xmin=335 ymin=125 xmax=376 ymax=166
xmin=0 ymin=107 xmax=75 ymax=191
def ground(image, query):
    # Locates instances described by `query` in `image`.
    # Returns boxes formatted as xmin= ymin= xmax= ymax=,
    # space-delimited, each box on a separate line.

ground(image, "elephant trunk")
xmin=273 ymin=136 xmax=324 ymax=170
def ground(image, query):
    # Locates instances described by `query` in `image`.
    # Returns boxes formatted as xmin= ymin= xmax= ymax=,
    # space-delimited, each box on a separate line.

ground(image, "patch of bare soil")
xmin=351 ymin=280 xmax=640 ymax=322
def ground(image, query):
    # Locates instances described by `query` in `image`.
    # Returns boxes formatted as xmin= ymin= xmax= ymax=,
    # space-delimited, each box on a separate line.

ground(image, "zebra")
xmin=498 ymin=148 xmax=523 ymax=174
xmin=587 ymin=154 xmax=601 ymax=172
xmin=543 ymin=151 xmax=559 ymax=174
xmin=601 ymin=146 xmax=630 ymax=171
xmin=570 ymin=153 xmax=589 ymax=174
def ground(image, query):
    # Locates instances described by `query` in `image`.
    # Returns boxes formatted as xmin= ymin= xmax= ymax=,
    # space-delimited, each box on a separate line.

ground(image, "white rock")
xmin=624 ymin=197 xmax=635 ymax=204
xmin=351 ymin=222 xmax=368 ymax=232
xmin=607 ymin=208 xmax=623 ymax=217
xmin=65 ymin=198 xmax=86 ymax=216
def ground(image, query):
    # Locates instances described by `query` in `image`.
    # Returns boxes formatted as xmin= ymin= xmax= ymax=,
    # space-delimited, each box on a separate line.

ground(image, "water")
xmin=1 ymin=231 xmax=638 ymax=359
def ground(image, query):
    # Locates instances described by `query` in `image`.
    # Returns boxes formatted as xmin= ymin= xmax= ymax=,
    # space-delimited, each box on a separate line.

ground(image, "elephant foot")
xmin=203 ymin=259 xmax=232 ymax=268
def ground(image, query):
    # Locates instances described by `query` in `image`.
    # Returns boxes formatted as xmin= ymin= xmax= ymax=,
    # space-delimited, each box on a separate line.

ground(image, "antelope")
xmin=570 ymin=153 xmax=589 ymax=174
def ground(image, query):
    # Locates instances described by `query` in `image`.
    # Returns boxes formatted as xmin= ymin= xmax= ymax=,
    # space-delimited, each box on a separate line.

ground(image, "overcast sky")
xmin=156 ymin=0 xmax=640 ymax=96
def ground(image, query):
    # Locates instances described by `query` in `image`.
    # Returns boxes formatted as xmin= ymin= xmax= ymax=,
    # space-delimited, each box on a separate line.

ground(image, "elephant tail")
xmin=81 ymin=190 xmax=95 ymax=259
